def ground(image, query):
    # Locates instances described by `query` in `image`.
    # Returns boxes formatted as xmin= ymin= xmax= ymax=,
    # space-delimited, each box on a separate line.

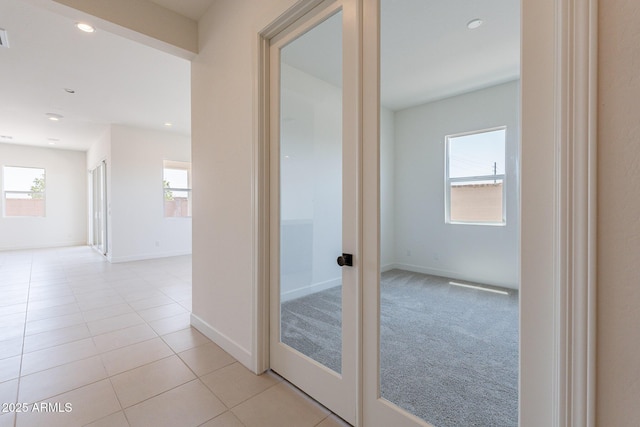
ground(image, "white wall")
xmin=86 ymin=127 xmax=111 ymax=173
xmin=191 ymin=0 xmax=300 ymax=369
xmin=391 ymin=81 xmax=520 ymax=288
xmin=0 ymin=143 xmax=86 ymax=250
xmin=107 ymin=125 xmax=191 ymax=262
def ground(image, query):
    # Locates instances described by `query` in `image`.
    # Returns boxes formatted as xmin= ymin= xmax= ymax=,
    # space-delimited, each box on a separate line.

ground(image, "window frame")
xmin=2 ymin=165 xmax=47 ymax=218
xmin=162 ymin=160 xmax=192 ymax=218
xmin=444 ymin=126 xmax=507 ymax=226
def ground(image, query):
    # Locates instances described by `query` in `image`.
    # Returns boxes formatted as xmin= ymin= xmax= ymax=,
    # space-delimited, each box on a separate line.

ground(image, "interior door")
xmin=269 ymin=0 xmax=359 ymax=424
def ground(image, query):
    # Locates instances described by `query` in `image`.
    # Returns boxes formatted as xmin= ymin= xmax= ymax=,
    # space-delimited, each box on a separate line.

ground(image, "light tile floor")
xmin=0 ymin=247 xmax=349 ymax=427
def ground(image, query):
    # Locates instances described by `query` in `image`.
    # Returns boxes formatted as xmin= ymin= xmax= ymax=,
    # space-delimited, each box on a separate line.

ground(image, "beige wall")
xmin=597 ymin=0 xmax=640 ymax=424
xmin=191 ymin=0 xmax=298 ymax=369
xmin=109 ymin=125 xmax=192 ymax=262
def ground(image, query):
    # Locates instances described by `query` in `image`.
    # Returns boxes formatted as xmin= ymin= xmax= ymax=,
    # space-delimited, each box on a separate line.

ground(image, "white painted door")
xmin=269 ymin=1 xmax=359 ymax=424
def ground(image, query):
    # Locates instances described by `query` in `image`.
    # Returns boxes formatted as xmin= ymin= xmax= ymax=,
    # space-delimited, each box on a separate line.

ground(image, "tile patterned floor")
xmin=0 ymin=247 xmax=349 ymax=427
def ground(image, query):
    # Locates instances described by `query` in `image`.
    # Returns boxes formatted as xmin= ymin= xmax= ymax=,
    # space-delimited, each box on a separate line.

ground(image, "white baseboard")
xmin=390 ymin=262 xmax=518 ymax=290
xmin=109 ymin=250 xmax=192 ymax=263
xmin=281 ymin=277 xmax=341 ymax=302
xmin=190 ymin=313 xmax=253 ymax=371
xmin=0 ymin=241 xmax=87 ymax=252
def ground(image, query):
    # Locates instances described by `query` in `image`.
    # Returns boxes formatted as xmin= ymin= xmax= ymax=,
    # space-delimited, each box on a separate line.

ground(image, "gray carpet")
xmin=281 ymin=269 xmax=518 ymax=427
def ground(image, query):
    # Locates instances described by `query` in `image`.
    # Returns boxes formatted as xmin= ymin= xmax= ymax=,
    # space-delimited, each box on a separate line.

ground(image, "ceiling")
xmin=282 ymin=0 xmax=521 ymax=111
xmin=0 ymin=0 xmax=207 ymax=151
xmin=0 ymin=0 xmax=520 ymax=152
xmin=147 ymin=0 xmax=214 ymax=21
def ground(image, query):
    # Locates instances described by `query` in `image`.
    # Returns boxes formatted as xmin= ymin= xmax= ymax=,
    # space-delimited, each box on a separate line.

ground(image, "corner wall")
xmin=0 ymin=143 xmax=87 ymax=250
xmin=109 ymin=125 xmax=191 ymax=262
xmin=191 ymin=0 xmax=299 ymax=370
xmin=391 ymin=81 xmax=520 ymax=288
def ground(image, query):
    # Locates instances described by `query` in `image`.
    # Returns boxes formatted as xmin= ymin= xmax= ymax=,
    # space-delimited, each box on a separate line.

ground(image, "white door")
xmin=269 ymin=0 xmax=360 ymax=424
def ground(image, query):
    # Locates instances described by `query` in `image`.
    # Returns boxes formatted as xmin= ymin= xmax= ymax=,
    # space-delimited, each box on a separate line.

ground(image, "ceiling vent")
xmin=0 ymin=29 xmax=9 ymax=48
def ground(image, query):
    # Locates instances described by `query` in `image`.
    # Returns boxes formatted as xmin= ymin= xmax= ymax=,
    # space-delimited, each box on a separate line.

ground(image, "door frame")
xmin=254 ymin=0 xmax=597 ymax=425
xmin=90 ymin=159 xmax=108 ymax=257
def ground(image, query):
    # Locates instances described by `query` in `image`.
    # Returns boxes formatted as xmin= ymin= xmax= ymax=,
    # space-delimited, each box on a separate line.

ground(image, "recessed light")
xmin=467 ymin=19 xmax=483 ymax=30
xmin=46 ymin=113 xmax=63 ymax=121
xmin=64 ymin=88 xmax=75 ymax=94
xmin=164 ymin=122 xmax=172 ymax=127
xmin=76 ymin=23 xmax=95 ymax=33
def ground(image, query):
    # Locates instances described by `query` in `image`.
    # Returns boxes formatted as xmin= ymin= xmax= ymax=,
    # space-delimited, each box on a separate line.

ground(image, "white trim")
xmin=190 ymin=313 xmax=253 ymax=369
xmin=0 ymin=241 xmax=86 ymax=252
xmin=555 ymin=0 xmax=598 ymax=425
xmin=253 ymin=0 xmax=329 ymax=377
xmin=253 ymin=34 xmax=270 ymax=375
xmin=388 ymin=263 xmax=518 ymax=291
xmin=281 ymin=278 xmax=342 ymax=302
xmin=520 ymin=0 xmax=597 ymax=424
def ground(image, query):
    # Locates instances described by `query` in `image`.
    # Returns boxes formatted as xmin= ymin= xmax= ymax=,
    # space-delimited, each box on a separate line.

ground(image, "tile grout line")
xmin=13 ymin=251 xmax=35 ymax=427
xmin=86 ymin=261 xmax=139 ymax=426
xmin=1 ymin=250 xmax=220 ymax=427
xmin=104 ymin=375 xmax=127 ymax=426
xmin=13 ymin=251 xmax=112 ymax=424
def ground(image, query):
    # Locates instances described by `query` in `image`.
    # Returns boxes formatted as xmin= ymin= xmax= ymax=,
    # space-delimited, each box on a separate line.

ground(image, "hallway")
xmin=0 ymin=247 xmax=346 ymax=427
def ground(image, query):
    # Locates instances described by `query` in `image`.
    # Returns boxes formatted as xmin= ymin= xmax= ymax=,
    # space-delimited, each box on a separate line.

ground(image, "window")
xmin=445 ymin=127 xmax=506 ymax=224
xmin=3 ymin=166 xmax=46 ymax=217
xmin=163 ymin=160 xmax=191 ymax=217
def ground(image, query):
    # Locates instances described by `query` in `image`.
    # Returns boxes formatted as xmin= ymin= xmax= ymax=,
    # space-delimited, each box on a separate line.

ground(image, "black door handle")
xmin=337 ymin=253 xmax=353 ymax=267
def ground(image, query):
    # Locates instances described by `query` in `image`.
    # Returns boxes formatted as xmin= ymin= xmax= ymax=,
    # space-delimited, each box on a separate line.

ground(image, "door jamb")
xmin=520 ymin=0 xmax=597 ymax=425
